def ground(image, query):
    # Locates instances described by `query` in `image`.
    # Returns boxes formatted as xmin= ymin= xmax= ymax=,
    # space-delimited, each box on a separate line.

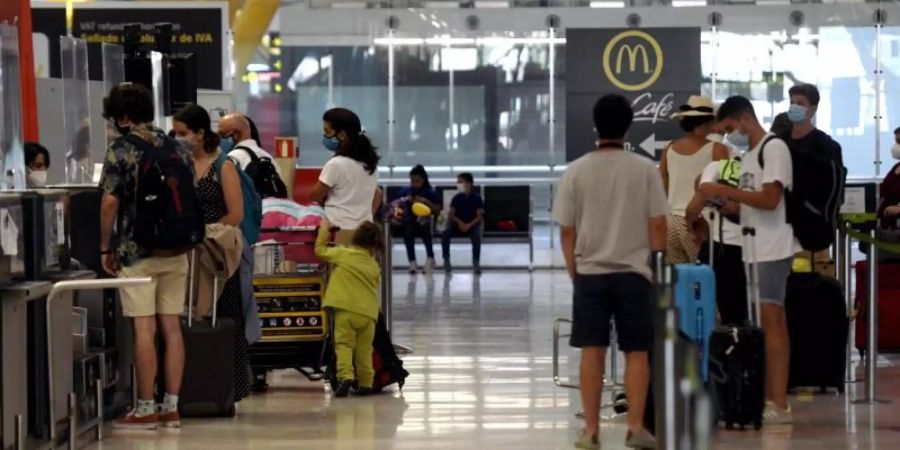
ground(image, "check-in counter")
xmin=1 ymin=281 xmax=52 ymax=450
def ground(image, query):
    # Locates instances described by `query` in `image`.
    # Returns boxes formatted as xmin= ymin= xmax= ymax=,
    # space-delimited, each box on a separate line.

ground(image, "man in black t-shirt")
xmin=441 ymin=173 xmax=486 ymax=274
xmin=783 ymin=83 xmax=844 ymax=166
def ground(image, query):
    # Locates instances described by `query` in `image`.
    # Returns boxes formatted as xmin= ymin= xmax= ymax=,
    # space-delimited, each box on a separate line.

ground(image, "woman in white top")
xmin=310 ymin=108 xmax=383 ymax=245
xmin=659 ymin=96 xmax=730 ymax=264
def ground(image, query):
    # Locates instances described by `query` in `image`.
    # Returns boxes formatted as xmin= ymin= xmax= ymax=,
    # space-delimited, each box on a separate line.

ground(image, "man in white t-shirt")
xmin=699 ymin=96 xmax=799 ymax=425
xmin=217 ymin=113 xmax=284 ymax=178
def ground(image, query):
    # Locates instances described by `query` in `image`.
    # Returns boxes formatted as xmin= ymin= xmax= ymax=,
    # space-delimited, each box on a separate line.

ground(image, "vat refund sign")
xmin=565 ymin=28 xmax=701 ymax=162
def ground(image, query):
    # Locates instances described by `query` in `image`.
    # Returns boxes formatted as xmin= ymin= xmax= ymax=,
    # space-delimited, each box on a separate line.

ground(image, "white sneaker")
xmin=762 ymin=402 xmax=793 ymax=425
xmin=425 ymin=258 xmax=436 ymax=273
xmin=409 ymin=262 xmax=419 ymax=274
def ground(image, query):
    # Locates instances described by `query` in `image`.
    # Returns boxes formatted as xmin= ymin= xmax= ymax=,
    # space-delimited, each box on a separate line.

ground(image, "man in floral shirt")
xmin=99 ymin=83 xmax=193 ymax=430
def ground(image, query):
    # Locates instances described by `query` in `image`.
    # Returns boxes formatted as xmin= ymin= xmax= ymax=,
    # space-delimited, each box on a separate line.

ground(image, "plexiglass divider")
xmin=60 ymin=36 xmax=93 ymax=185
xmin=101 ymin=43 xmax=126 ymax=148
xmin=0 ymin=23 xmax=24 ymax=191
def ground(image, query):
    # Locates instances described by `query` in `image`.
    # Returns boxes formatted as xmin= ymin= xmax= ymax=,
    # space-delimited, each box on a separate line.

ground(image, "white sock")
xmin=162 ymin=393 xmax=179 ymax=413
xmin=136 ymin=399 xmax=156 ymax=417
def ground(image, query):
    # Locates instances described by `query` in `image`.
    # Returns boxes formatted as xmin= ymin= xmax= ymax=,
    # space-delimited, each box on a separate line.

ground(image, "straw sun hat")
xmin=672 ymin=95 xmax=716 ymax=120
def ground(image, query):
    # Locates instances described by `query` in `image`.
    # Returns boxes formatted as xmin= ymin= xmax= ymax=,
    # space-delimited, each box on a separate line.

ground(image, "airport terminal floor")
xmin=95 ymin=271 xmax=900 ymax=450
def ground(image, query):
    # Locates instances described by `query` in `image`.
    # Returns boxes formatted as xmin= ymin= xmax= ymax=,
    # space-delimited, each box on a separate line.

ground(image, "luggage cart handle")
xmin=46 ymin=277 xmax=152 ymax=442
xmin=553 ymin=318 xmax=580 ymax=390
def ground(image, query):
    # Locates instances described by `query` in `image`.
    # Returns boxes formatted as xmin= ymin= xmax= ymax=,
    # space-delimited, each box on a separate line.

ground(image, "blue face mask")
xmin=220 ymin=135 xmax=236 ymax=153
xmin=726 ymin=129 xmax=749 ymax=148
xmin=788 ymin=104 xmax=809 ymax=124
xmin=322 ymin=136 xmax=341 ymax=152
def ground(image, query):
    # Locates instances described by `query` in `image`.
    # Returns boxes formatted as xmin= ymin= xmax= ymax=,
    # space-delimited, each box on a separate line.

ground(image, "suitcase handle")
xmin=742 ymin=227 xmax=762 ymax=328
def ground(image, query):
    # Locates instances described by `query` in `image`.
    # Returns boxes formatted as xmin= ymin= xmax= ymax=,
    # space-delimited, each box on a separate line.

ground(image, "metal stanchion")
xmin=842 ymin=227 xmax=861 ymax=384
xmin=67 ymin=393 xmax=77 ymax=450
xmin=15 ymin=414 xmax=24 ymax=450
xmin=384 ymin=222 xmax=413 ymax=355
xmin=854 ymin=229 xmax=889 ymax=404
xmin=95 ymin=378 xmax=104 ymax=441
xmin=46 ymin=278 xmax=152 ymax=443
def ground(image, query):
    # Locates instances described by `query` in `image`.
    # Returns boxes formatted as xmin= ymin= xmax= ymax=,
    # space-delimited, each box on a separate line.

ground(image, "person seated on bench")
xmin=442 ymin=173 xmax=485 ymax=274
xmin=396 ymin=165 xmax=442 ymax=274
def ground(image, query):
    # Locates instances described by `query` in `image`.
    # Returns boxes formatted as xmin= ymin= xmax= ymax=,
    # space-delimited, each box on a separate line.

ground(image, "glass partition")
xmin=60 ymin=36 xmax=93 ymax=184
xmin=244 ymin=5 xmax=893 ymax=266
xmin=0 ymin=23 xmax=25 ymax=191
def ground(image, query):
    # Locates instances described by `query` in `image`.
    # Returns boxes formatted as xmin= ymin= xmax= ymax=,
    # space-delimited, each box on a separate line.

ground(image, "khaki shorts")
xmin=119 ymin=254 xmax=189 ymax=317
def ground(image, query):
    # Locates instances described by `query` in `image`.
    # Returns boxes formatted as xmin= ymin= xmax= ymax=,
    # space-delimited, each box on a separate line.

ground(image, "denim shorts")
xmin=570 ymin=272 xmax=653 ymax=352
xmin=755 ymin=257 xmax=793 ymax=306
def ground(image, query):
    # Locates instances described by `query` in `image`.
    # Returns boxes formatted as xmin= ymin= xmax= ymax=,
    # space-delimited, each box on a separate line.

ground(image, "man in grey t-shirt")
xmin=553 ymin=95 xmax=668 ymax=450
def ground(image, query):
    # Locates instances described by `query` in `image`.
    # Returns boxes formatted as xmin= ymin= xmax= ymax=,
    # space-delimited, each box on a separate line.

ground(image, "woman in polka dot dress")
xmin=173 ymin=104 xmax=251 ymax=403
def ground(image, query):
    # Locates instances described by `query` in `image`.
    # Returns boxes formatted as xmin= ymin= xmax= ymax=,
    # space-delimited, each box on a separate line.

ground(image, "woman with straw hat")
xmin=658 ymin=95 xmax=731 ymax=264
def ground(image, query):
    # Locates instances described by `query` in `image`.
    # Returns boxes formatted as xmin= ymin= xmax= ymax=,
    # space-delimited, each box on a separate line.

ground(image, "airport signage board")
xmin=566 ymin=27 xmax=701 ymax=162
xmin=31 ymin=2 xmax=229 ymax=90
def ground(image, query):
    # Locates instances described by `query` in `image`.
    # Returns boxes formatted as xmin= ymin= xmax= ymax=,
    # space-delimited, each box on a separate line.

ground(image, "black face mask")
xmin=115 ymin=123 xmax=132 ymax=136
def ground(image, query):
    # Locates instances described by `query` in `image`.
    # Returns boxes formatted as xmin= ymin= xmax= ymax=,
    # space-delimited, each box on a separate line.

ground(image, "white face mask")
xmin=892 ymin=143 xmax=900 ymax=160
xmin=175 ymin=135 xmax=195 ymax=151
xmin=707 ymin=133 xmax=725 ymax=144
xmin=27 ymin=170 xmax=48 ymax=188
xmin=456 ymin=183 xmax=467 ymax=193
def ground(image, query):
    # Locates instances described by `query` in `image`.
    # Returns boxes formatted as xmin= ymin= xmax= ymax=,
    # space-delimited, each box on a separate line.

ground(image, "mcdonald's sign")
xmin=602 ymin=30 xmax=664 ymax=92
xmin=565 ymin=27 xmax=700 ymax=162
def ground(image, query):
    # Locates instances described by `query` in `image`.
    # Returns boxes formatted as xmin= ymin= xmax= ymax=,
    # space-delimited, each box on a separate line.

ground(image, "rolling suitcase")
xmin=673 ymin=263 xmax=716 ymax=382
xmin=709 ymin=227 xmax=765 ymax=430
xmin=178 ymin=250 xmax=237 ymax=417
xmin=785 ymin=271 xmax=847 ymax=392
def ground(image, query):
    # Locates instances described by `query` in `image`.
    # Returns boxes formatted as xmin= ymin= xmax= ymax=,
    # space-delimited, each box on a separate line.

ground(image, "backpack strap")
xmin=756 ymin=135 xmax=779 ymax=169
xmin=234 ymin=145 xmax=263 ymax=164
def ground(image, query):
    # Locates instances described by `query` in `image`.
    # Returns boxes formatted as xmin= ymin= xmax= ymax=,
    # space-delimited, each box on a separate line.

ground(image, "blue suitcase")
xmin=674 ymin=263 xmax=717 ymax=382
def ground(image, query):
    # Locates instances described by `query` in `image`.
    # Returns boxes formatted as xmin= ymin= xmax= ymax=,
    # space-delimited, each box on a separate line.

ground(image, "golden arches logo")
xmin=602 ymin=30 xmax=663 ymax=92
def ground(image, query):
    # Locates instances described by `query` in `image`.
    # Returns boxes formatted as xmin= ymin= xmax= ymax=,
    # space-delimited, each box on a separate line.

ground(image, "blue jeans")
xmin=441 ymin=223 xmax=482 ymax=264
xmin=403 ymin=220 xmax=434 ymax=263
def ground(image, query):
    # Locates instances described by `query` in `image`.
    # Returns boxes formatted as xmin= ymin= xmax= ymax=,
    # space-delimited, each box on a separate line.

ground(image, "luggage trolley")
xmin=249 ymin=226 xmax=333 ymax=390
xmin=552 ymin=318 xmax=628 ymax=419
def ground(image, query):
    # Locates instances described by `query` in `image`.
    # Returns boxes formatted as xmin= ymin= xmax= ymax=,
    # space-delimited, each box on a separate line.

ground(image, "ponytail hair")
xmin=173 ymin=104 xmax=221 ymax=153
xmin=323 ymin=107 xmax=380 ymax=174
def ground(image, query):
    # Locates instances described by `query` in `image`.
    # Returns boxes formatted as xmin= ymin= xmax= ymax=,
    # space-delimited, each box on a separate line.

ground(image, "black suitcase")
xmin=708 ymin=227 xmax=766 ymax=430
xmin=785 ymin=272 xmax=847 ymax=393
xmin=178 ymin=252 xmax=237 ymax=417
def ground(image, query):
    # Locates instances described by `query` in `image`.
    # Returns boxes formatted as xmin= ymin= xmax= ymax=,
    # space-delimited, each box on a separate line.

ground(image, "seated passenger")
xmin=25 ymin=142 xmax=50 ymax=188
xmin=395 ymin=165 xmax=441 ymax=274
xmin=315 ymin=219 xmax=383 ymax=397
xmin=441 ymin=172 xmax=485 ymax=274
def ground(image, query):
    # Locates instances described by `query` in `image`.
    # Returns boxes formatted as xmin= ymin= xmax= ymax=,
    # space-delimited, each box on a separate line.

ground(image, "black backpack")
xmin=233 ymin=146 xmax=288 ymax=199
xmin=759 ymin=133 xmax=846 ymax=252
xmin=127 ymin=135 xmax=205 ymax=250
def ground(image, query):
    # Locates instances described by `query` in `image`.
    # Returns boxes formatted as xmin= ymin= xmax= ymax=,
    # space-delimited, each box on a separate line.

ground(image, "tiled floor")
xmin=96 ymin=271 xmax=900 ymax=449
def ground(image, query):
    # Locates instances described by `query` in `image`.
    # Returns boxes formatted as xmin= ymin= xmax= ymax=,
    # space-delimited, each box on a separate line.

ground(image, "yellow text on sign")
xmin=602 ymin=30 xmax=664 ymax=92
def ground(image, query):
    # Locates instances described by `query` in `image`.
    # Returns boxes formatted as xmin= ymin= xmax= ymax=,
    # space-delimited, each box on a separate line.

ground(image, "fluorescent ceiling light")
xmin=590 ymin=1 xmax=625 ymax=8
xmin=672 ymin=0 xmax=707 ymax=6
xmin=246 ymin=63 xmax=270 ymax=72
xmin=475 ymin=0 xmax=510 ymax=8
xmin=424 ymin=36 xmax=476 ymax=46
xmin=373 ymin=37 xmax=425 ymax=45
xmin=476 ymin=37 xmax=566 ymax=45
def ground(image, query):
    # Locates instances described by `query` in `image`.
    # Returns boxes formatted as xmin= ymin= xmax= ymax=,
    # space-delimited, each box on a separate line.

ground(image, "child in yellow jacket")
xmin=315 ymin=219 xmax=383 ymax=397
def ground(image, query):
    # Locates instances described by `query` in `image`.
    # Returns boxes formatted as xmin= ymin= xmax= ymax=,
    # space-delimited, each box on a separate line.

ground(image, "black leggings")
xmin=698 ymin=241 xmax=748 ymax=326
